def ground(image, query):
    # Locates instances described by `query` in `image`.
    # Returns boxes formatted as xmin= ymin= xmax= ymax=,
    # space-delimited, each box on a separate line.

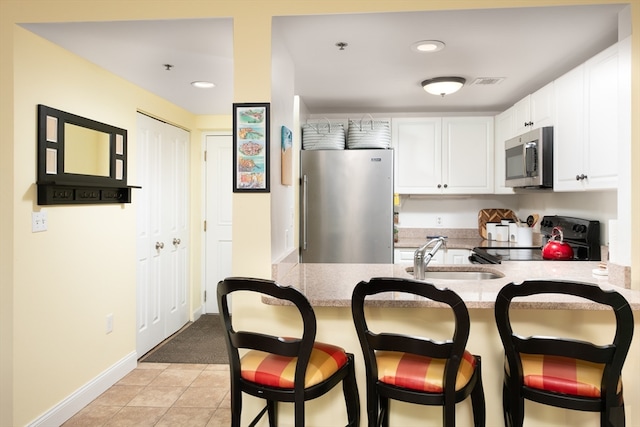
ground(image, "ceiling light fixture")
xmin=191 ymin=81 xmax=215 ymax=89
xmin=421 ymin=77 xmax=466 ymax=97
xmin=411 ymin=40 xmax=445 ymax=53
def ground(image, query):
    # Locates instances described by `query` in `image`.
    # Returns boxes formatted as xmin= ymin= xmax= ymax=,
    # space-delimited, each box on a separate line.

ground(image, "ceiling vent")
xmin=472 ymin=77 xmax=505 ymax=85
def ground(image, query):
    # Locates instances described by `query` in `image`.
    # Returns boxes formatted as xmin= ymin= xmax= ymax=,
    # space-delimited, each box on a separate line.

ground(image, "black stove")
xmin=469 ymin=215 xmax=601 ymax=264
xmin=539 ymin=215 xmax=601 ymax=261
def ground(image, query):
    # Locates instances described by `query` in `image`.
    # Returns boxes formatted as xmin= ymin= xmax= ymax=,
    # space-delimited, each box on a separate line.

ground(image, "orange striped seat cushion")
xmin=240 ymin=342 xmax=348 ymax=389
xmin=375 ymin=350 xmax=477 ymax=392
xmin=515 ymin=353 xmax=621 ymax=398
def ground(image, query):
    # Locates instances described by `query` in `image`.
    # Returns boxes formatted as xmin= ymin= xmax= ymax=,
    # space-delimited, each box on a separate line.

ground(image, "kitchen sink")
xmin=405 ymin=267 xmax=504 ymax=280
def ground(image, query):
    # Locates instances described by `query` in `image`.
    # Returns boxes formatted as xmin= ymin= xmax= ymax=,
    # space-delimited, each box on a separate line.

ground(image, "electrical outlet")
xmin=436 ymin=216 xmax=443 ymax=227
xmin=106 ymin=313 xmax=114 ymax=334
xmin=32 ymin=210 xmax=48 ymax=232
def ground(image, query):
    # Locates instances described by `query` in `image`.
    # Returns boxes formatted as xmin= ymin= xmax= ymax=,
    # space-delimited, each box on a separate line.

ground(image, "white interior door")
xmin=136 ymin=113 xmax=190 ymax=357
xmin=204 ymin=134 xmax=233 ymax=313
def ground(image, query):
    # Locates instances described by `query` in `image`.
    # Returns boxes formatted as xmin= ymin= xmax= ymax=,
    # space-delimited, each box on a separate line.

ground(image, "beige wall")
xmin=1 ymin=0 xmax=638 ymax=426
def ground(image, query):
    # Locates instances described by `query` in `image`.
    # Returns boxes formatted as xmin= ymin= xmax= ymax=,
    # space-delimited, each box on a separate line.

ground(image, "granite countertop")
xmin=271 ymin=261 xmax=640 ymax=311
xmin=267 ymin=227 xmax=638 ymax=310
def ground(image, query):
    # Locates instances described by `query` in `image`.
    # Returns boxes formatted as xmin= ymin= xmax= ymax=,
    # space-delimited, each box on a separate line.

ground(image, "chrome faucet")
xmin=413 ymin=236 xmax=447 ymax=280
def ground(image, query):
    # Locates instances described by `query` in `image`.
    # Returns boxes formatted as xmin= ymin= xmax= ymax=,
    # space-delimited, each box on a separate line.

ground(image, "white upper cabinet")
xmin=512 ymin=82 xmax=555 ymax=136
xmin=442 ymin=117 xmax=494 ymax=194
xmin=393 ymin=116 xmax=493 ymax=194
xmin=393 ymin=117 xmax=442 ymax=194
xmin=554 ymin=42 xmax=620 ymax=191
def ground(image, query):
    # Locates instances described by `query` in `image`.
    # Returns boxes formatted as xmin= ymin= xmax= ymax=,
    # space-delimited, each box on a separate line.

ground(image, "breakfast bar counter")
xmin=270 ymin=261 xmax=640 ymax=310
xmin=234 ymin=260 xmax=640 ymax=426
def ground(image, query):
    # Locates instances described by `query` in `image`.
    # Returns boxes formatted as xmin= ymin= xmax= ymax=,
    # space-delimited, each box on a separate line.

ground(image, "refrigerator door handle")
xmin=302 ymin=174 xmax=308 ymax=250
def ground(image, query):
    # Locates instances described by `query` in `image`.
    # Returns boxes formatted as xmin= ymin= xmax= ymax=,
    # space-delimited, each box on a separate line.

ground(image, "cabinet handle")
xmin=575 ymin=174 xmax=588 ymax=181
xmin=437 ymin=184 xmax=442 ymax=189
xmin=443 ymin=184 xmax=448 ymax=188
xmin=173 ymin=238 xmax=181 ymax=245
xmin=155 ymin=241 xmax=165 ymax=250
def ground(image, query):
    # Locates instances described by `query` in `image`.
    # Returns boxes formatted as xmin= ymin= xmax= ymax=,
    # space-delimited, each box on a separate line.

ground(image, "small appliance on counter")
xmin=469 ymin=215 xmax=600 ymax=264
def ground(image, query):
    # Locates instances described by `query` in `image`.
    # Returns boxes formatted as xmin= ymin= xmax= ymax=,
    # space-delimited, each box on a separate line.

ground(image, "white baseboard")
xmin=28 ymin=351 xmax=137 ymax=427
xmin=193 ymin=305 xmax=203 ymax=320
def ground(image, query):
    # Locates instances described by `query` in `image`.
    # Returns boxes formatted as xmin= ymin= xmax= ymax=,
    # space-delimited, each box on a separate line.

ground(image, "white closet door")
xmin=136 ymin=113 xmax=189 ymax=357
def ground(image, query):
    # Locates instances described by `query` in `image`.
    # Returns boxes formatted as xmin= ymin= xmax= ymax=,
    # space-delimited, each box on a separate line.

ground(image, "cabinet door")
xmin=554 ymin=44 xmax=619 ymax=192
xmin=442 ymin=117 xmax=494 ymax=194
xmin=583 ymin=43 xmax=618 ymax=190
xmin=513 ymin=82 xmax=555 ymax=135
xmin=446 ymin=249 xmax=471 ymax=264
xmin=394 ymin=248 xmax=416 ymax=264
xmin=494 ymin=109 xmax=515 ymax=194
xmin=513 ymin=95 xmax=532 ymax=135
xmin=393 ymin=118 xmax=442 ymax=193
xmin=554 ymin=64 xmax=586 ymax=191
xmin=530 ymin=82 xmax=555 ymax=128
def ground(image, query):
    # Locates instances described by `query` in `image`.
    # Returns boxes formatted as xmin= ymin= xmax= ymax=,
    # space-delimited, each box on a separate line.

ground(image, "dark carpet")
xmin=140 ymin=314 xmax=228 ymax=364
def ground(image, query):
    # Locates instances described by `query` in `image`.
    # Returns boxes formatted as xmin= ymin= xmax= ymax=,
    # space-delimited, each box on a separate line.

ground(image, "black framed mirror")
xmin=37 ymin=104 xmax=137 ymax=204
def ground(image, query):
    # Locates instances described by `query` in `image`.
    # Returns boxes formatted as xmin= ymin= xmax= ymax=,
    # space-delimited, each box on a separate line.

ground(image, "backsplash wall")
xmin=396 ymin=190 xmax=617 ymax=244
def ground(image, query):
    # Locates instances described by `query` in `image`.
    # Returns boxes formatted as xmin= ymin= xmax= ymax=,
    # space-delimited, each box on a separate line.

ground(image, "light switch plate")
xmin=32 ymin=211 xmax=48 ymax=232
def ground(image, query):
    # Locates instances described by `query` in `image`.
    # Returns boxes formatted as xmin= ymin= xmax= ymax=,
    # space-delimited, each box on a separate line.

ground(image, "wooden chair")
xmin=494 ymin=280 xmax=634 ymax=427
xmin=351 ymin=277 xmax=485 ymax=427
xmin=217 ymin=277 xmax=360 ymax=427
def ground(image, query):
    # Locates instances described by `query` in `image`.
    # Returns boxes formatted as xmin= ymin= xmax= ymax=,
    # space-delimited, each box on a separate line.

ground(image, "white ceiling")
xmin=21 ymin=4 xmax=626 ymax=116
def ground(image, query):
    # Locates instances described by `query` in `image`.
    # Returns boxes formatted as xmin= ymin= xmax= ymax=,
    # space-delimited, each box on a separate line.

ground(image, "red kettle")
xmin=542 ymin=227 xmax=574 ymax=260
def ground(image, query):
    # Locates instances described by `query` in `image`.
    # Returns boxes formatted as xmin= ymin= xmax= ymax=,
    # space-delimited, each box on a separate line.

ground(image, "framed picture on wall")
xmin=232 ymin=103 xmax=270 ymax=192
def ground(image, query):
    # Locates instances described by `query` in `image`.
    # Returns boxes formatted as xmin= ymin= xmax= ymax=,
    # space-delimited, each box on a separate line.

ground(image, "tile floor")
xmin=62 ymin=363 xmax=231 ymax=427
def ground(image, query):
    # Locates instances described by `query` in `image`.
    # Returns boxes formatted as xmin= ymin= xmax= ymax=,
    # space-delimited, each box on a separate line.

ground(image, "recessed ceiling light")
xmin=411 ymin=40 xmax=445 ymax=53
xmin=191 ymin=81 xmax=215 ymax=89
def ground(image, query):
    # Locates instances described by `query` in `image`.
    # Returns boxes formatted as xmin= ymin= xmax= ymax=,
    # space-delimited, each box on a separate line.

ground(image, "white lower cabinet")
xmin=394 ymin=248 xmax=470 ymax=265
xmin=393 ymin=117 xmax=494 ymax=194
xmin=446 ymin=249 xmax=472 ymax=265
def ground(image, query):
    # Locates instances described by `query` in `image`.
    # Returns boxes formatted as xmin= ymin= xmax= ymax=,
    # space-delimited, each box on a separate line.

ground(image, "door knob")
xmin=155 ymin=241 xmax=165 ymax=250
xmin=173 ymin=238 xmax=181 ymax=245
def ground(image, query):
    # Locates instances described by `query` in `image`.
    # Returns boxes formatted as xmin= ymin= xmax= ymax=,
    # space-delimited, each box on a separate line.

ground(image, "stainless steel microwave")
xmin=505 ymin=126 xmax=553 ymax=188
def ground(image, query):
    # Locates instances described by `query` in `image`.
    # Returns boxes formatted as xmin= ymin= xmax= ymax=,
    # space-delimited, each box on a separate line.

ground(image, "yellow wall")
xmin=1 ymin=0 xmax=638 ymax=426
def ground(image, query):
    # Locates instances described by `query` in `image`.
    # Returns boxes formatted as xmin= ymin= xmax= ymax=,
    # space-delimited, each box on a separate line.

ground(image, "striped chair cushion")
xmin=376 ymin=350 xmax=477 ymax=392
xmin=240 ymin=342 xmax=348 ymax=389
xmin=516 ymin=353 xmax=621 ymax=398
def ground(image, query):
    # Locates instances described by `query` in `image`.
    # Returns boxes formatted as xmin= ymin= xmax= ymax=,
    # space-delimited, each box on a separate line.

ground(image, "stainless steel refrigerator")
xmin=300 ymin=149 xmax=393 ymax=263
